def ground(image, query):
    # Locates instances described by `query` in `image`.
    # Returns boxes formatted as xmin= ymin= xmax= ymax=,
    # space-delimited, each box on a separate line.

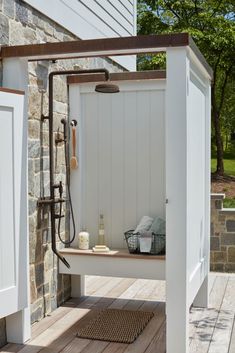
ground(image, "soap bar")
xmin=92 ymin=245 xmax=110 ymax=253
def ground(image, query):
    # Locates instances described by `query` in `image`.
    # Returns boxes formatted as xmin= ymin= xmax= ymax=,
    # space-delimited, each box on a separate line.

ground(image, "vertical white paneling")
xmin=136 ymin=91 xmax=150 ymax=220
xmin=83 ymin=94 xmax=99 ymax=246
xmin=187 ymin=75 xmax=206 ymax=277
xmin=3 ymin=58 xmax=30 ymax=343
xmin=123 ymin=91 xmax=137 ymax=231
xmin=75 ymin=81 xmax=165 ymax=249
xmin=111 ymin=93 xmax=125 ymax=248
xmin=69 ymin=85 xmax=81 ymax=241
xmin=98 ymin=94 xmax=112 ymax=246
xmin=150 ymin=90 xmax=165 ymax=218
xmin=0 ymin=108 xmax=15 ymax=291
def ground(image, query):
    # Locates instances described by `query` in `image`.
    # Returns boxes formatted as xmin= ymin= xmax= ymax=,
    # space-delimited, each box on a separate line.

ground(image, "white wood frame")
xmin=60 ymin=251 xmax=165 ymax=281
xmin=64 ymin=48 xmax=211 ymax=353
xmin=2 ymin=58 xmax=30 ymax=343
xmin=165 ymin=47 xmax=211 ymax=353
xmin=2 ymin=43 xmax=211 ymax=353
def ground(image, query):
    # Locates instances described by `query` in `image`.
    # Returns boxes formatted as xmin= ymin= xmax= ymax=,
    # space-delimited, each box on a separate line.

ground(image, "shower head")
xmin=95 ymin=83 xmax=119 ymax=94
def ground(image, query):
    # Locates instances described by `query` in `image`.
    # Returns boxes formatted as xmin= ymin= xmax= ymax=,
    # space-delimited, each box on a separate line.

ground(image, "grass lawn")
xmin=211 ymin=145 xmax=235 ymax=208
xmin=211 ymin=158 xmax=235 ymax=177
xmin=223 ymin=198 xmax=235 ymax=208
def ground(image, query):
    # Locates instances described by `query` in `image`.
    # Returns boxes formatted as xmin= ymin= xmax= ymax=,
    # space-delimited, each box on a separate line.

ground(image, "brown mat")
xmin=77 ymin=308 xmax=154 ymax=344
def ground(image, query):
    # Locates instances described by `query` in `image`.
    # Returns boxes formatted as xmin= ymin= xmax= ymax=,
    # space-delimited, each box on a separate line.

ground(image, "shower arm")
xmin=45 ymin=68 xmax=110 ymax=269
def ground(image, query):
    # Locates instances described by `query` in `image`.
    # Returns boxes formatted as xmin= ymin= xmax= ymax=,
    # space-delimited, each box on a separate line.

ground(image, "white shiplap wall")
xmin=70 ymin=80 xmax=166 ymax=248
xmin=23 ymin=0 xmax=137 ymax=71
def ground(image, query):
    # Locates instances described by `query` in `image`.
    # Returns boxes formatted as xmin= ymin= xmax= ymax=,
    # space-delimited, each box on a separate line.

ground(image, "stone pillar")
xmin=211 ymin=194 xmax=235 ymax=272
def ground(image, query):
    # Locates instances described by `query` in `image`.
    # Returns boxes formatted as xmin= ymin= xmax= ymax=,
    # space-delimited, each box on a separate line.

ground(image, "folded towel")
xmin=149 ymin=216 xmax=165 ymax=234
xmin=133 ymin=216 xmax=153 ymax=234
xmin=139 ymin=231 xmax=152 ymax=253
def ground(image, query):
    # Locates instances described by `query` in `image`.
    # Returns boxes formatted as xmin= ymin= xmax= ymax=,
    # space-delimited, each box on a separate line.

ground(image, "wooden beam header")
xmin=0 ymin=33 xmax=213 ymax=79
xmin=67 ymin=70 xmax=166 ymax=85
xmin=0 ymin=87 xmax=24 ymax=95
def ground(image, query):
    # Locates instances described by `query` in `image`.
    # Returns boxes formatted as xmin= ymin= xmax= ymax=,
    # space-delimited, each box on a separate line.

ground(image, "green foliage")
xmin=138 ymin=1 xmax=235 ymax=172
xmin=223 ymin=198 xmax=235 ymax=208
xmin=138 ymin=1 xmax=235 ymax=74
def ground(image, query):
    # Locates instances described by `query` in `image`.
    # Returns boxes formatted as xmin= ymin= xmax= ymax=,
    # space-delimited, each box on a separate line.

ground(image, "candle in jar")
xmin=78 ymin=231 xmax=89 ymax=250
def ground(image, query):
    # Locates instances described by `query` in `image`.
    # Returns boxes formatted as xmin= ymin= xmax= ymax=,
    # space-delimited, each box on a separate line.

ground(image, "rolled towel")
xmin=133 ymin=216 xmax=154 ymax=234
xmin=149 ymin=216 xmax=165 ymax=234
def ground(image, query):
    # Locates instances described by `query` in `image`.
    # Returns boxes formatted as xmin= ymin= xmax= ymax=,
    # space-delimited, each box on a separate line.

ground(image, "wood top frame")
xmin=67 ymin=70 xmax=166 ymax=84
xmin=60 ymin=248 xmax=165 ymax=260
xmin=0 ymin=33 xmax=213 ymax=79
xmin=0 ymin=87 xmax=25 ymax=95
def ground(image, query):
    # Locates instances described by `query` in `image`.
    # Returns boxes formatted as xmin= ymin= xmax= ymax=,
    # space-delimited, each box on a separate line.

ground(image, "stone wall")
xmin=0 ymin=0 xmax=121 ymax=347
xmin=211 ymin=194 xmax=235 ymax=272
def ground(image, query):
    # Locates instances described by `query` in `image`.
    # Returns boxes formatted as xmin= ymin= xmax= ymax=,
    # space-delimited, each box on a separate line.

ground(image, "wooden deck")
xmin=1 ymin=273 xmax=235 ymax=353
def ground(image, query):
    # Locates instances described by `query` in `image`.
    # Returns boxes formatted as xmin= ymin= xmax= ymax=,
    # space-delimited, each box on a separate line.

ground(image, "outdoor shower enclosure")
xmin=1 ymin=34 xmax=212 ymax=353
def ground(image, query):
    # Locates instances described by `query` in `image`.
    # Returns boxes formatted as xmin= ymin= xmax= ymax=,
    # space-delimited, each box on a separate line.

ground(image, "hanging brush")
xmin=70 ymin=120 xmax=78 ymax=170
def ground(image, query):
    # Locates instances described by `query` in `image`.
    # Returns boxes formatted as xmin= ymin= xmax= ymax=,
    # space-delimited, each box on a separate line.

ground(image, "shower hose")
xmin=57 ymin=119 xmax=76 ymax=245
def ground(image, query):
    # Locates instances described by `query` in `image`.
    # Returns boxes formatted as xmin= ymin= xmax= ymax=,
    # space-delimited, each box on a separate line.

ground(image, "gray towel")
xmin=149 ymin=216 xmax=165 ymax=234
xmin=133 ymin=216 xmax=153 ymax=234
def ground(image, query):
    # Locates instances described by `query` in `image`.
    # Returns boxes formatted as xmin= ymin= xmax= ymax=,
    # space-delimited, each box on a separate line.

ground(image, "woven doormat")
xmin=77 ymin=308 xmax=154 ymax=344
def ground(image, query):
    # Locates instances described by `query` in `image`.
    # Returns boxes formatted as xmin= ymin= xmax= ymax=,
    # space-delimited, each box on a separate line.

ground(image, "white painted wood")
xmin=69 ymin=84 xmax=82 ymax=242
xmin=187 ymin=71 xmax=208 ymax=306
xmin=79 ymin=80 xmax=166 ymax=93
xmin=59 ymin=254 xmax=165 ymax=280
xmin=204 ymin=79 xmax=211 ymax=307
xmin=71 ymin=275 xmax=85 ymax=297
xmin=193 ymin=275 xmax=209 ymax=308
xmin=101 ymin=0 xmax=134 ymax=25
xmin=87 ymin=0 xmax=134 ymax=33
xmin=0 ymin=107 xmax=15 ymax=295
xmin=149 ymin=90 xmax=165 ymax=219
xmin=165 ymin=47 xmax=189 ymax=353
xmin=23 ymin=0 xmax=136 ymax=71
xmin=166 ymin=47 xmax=211 ymax=352
xmin=70 ymin=80 xmax=166 ymax=249
xmin=98 ymin=93 xmax=112 ymax=246
xmin=110 ymin=93 xmax=125 ymax=248
xmin=3 ymin=58 xmax=30 ymax=343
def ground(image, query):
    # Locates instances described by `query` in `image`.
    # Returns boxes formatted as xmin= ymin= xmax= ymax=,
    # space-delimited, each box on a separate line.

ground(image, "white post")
xmin=3 ymin=58 xmax=31 ymax=343
xmin=71 ymin=275 xmax=85 ymax=297
xmin=165 ymin=47 xmax=189 ymax=353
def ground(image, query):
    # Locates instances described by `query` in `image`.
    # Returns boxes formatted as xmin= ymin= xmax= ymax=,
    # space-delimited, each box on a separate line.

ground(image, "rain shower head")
xmin=95 ymin=83 xmax=119 ymax=94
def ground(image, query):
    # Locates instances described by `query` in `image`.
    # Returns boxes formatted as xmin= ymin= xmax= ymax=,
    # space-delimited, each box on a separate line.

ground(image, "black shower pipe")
xmin=47 ymin=68 xmax=110 ymax=269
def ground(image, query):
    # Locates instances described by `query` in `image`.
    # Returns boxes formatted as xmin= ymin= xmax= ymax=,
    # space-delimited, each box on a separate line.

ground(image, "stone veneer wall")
xmin=0 ymin=0 xmax=122 ymax=347
xmin=211 ymin=194 xmax=235 ymax=272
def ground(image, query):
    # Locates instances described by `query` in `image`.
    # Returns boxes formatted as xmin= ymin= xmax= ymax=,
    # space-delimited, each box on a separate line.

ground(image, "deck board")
xmin=0 ymin=273 xmax=234 ymax=353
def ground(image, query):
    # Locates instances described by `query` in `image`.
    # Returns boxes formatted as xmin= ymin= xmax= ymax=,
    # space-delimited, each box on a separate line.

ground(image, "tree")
xmin=138 ymin=0 xmax=235 ymax=176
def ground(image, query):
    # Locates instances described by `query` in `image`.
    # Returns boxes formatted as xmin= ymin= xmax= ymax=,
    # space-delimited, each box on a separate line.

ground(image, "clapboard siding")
xmin=89 ymin=0 xmax=134 ymax=33
xmin=23 ymin=0 xmax=136 ymax=71
xmin=72 ymin=81 xmax=165 ymax=248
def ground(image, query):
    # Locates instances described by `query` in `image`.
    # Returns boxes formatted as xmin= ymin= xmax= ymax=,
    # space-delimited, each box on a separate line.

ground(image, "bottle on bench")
xmin=93 ymin=214 xmax=110 ymax=253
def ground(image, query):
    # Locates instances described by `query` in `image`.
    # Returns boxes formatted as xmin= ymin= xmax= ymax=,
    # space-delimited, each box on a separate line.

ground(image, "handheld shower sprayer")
xmin=56 ymin=118 xmax=76 ymax=247
xmin=38 ymin=68 xmax=119 ymax=269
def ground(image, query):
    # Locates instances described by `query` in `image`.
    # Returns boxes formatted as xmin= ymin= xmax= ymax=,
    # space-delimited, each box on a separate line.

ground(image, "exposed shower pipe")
xmin=39 ymin=68 xmax=112 ymax=269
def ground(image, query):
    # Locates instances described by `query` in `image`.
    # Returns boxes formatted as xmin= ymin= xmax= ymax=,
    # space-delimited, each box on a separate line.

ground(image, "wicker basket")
xmin=124 ymin=230 xmax=165 ymax=255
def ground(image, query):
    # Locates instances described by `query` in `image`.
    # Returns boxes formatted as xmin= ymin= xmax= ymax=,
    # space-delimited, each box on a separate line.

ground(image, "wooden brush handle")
xmin=72 ymin=126 xmax=76 ymax=157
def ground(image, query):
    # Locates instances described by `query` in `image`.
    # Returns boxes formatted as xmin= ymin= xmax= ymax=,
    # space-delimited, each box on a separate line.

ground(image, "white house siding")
xmin=23 ymin=0 xmax=137 ymax=70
